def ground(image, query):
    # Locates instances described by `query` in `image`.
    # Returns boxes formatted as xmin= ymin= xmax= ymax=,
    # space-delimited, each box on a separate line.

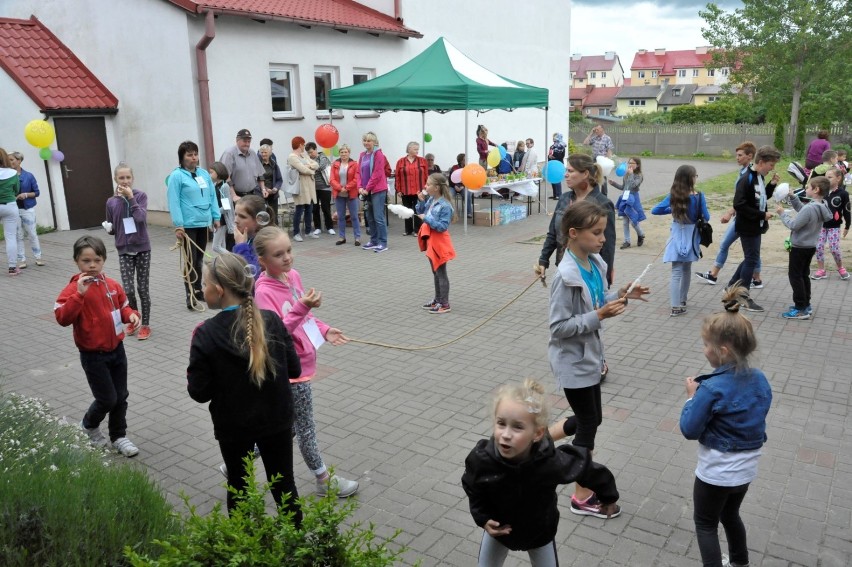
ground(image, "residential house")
xmin=693 ymin=85 xmax=726 ymax=106
xmin=614 ymin=85 xmax=663 ymax=116
xmin=570 ymin=52 xmax=624 ymax=88
xmin=581 ymin=87 xmax=620 ymax=117
xmin=658 ymin=84 xmax=698 ymax=112
xmin=630 ymin=47 xmax=729 ymax=87
xmin=1 ymin=0 xmax=570 ymax=230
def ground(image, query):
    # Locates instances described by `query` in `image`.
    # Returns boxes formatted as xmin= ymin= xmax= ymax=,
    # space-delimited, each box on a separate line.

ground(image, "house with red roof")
xmin=629 ymin=47 xmax=729 ymax=88
xmin=1 ymin=0 xmax=568 ymax=230
xmin=570 ymin=52 xmax=625 ymax=88
xmin=570 ymin=86 xmax=620 ymax=117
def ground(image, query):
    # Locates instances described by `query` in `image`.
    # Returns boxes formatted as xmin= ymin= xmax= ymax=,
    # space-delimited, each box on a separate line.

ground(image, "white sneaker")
xmin=312 ymin=229 xmax=321 ymax=236
xmin=80 ymin=421 xmax=108 ymax=447
xmin=328 ymin=229 xmax=335 ymax=235
xmin=316 ymin=474 xmax=359 ymax=498
xmin=218 ymin=464 xmax=228 ymax=479
xmin=294 ymin=233 xmax=304 ymax=242
xmin=112 ymin=437 xmax=139 ymax=457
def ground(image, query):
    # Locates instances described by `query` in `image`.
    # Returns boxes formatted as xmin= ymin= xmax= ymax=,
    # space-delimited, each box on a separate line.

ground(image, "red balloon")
xmin=315 ymin=124 xmax=340 ymax=148
xmin=461 ymin=163 xmax=487 ymax=189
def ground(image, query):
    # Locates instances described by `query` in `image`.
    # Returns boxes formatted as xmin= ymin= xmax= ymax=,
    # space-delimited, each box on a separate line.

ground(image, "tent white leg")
xmin=543 ymin=107 xmax=549 ymax=215
xmin=464 ymin=111 xmax=469 ymax=234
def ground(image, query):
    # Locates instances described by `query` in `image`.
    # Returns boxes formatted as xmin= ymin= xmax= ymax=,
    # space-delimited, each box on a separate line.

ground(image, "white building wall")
xmin=3 ymin=0 xmax=571 ymax=220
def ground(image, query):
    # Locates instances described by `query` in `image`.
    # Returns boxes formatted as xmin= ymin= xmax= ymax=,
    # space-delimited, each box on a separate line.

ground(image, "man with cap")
xmin=220 ymin=129 xmax=267 ymax=201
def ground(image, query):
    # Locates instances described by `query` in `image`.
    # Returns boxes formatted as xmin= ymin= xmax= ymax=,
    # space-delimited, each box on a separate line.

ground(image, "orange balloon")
xmin=461 ymin=163 xmax=486 ymax=189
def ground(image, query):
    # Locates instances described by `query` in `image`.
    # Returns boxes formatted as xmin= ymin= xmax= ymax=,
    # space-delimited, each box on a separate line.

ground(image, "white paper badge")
xmin=112 ymin=309 xmax=123 ymax=336
xmin=123 ymin=217 xmax=137 ymax=234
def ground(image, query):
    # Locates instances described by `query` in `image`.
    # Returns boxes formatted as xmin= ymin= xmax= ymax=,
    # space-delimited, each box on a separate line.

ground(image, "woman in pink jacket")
xmin=253 ymin=225 xmax=359 ymax=498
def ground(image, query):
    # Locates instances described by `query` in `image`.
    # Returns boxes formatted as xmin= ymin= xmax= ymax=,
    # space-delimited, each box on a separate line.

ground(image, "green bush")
xmin=774 ymin=122 xmax=786 ymax=151
xmin=670 ymin=96 xmax=765 ymax=124
xmin=0 ymin=392 xmax=177 ymax=566
xmin=126 ymin=459 xmax=413 ymax=567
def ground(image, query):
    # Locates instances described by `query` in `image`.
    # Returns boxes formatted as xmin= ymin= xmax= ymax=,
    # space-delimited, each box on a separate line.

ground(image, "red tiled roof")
xmin=583 ymin=87 xmax=620 ymax=107
xmin=0 ymin=16 xmax=118 ymax=111
xmin=631 ymin=49 xmax=714 ymax=76
xmin=570 ymin=54 xmax=620 ymax=79
xmin=569 ymin=88 xmax=587 ymax=101
xmin=166 ymin=0 xmax=421 ymax=37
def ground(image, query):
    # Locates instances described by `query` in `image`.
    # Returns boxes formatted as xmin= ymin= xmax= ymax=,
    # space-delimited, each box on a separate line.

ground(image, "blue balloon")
xmin=545 ymin=160 xmax=566 ymax=183
xmin=615 ymin=162 xmax=628 ymax=177
xmin=498 ymin=145 xmax=508 ymax=158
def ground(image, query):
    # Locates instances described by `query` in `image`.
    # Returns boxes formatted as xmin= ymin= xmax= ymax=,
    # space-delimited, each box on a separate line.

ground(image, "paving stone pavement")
xmin=1 ymin=171 xmax=850 ymax=566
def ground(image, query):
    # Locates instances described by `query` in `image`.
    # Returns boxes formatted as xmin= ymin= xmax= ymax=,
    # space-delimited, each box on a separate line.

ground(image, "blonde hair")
xmin=427 ymin=172 xmax=457 ymax=221
xmin=701 ymin=284 xmax=757 ymax=372
xmin=491 ymin=378 xmax=550 ymax=429
xmin=362 ymin=131 xmax=379 ymax=145
xmin=253 ymin=225 xmax=287 ymax=262
xmin=206 ymin=253 xmax=274 ymax=387
xmin=113 ymin=161 xmax=133 ymax=178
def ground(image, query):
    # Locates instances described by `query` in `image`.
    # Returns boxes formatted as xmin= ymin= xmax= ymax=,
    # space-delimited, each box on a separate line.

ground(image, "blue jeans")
xmin=334 ymin=197 xmax=361 ymax=240
xmin=80 ymin=342 xmax=128 ymax=442
xmin=727 ymin=234 xmax=761 ymax=291
xmin=622 ymin=216 xmax=644 ymax=244
xmin=16 ymin=207 xmax=42 ymax=261
xmin=714 ymin=222 xmax=761 ymax=272
xmin=292 ymin=204 xmax=313 ymax=236
xmin=551 ymin=182 xmax=562 ymax=199
xmin=671 ymin=261 xmax=693 ymax=307
xmin=365 ymin=191 xmax=388 ymax=246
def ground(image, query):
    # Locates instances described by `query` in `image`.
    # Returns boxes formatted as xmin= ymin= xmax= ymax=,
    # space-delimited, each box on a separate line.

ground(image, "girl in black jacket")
xmin=187 ymin=253 xmax=302 ymax=521
xmin=462 ymin=379 xmax=620 ymax=566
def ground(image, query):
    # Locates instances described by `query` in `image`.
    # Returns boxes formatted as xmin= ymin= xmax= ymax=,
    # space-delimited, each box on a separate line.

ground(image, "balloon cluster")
xmin=24 ymin=120 xmax=65 ymax=162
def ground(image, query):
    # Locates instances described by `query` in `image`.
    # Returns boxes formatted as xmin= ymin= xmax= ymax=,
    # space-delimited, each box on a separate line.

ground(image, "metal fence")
xmin=568 ymin=123 xmax=852 ymax=157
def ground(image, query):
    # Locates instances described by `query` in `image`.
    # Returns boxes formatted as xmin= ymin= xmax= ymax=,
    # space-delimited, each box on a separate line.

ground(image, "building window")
xmin=578 ymin=78 xmax=584 ymax=83
xmin=673 ymin=88 xmax=682 ymax=96
xmin=314 ymin=66 xmax=339 ymax=112
xmin=353 ymin=67 xmax=374 ymax=86
xmin=678 ymin=69 xmax=687 ymax=77
xmin=590 ymin=71 xmax=596 ymax=78
xmin=600 ymin=108 xmax=610 ymax=116
xmin=707 ymin=96 xmax=719 ymax=102
xmin=601 ymin=71 xmax=606 ymax=78
xmin=638 ymin=71 xmax=646 ymax=78
xmin=651 ymin=71 xmax=658 ymax=78
xmin=693 ymin=69 xmax=700 ymax=77
xmin=270 ymin=64 xmax=299 ymax=117
xmin=629 ymin=99 xmax=647 ymax=107
xmin=721 ymin=68 xmax=729 ymax=76
xmin=707 ymin=69 xmax=715 ymax=77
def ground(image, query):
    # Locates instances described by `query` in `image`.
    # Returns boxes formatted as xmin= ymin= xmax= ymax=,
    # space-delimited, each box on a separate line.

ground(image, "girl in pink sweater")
xmin=253 ymin=225 xmax=358 ymax=498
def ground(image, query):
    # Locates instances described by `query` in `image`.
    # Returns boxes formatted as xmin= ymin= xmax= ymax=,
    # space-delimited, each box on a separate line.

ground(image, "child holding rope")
xmin=187 ymin=253 xmax=302 ymax=519
xmin=680 ymin=285 xmax=771 ymax=567
xmin=105 ymin=163 xmax=152 ymax=340
xmin=416 ymin=173 xmax=456 ymax=314
xmin=54 ymin=235 xmax=141 ymax=457
xmin=547 ymin=200 xmax=648 ymax=518
xmin=462 ymin=378 xmax=620 ymax=566
xmin=253 ymin=225 xmax=359 ymax=498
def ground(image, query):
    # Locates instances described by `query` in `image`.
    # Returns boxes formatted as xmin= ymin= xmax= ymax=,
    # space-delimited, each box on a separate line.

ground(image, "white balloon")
xmin=595 ymin=155 xmax=615 ymax=176
xmin=772 ymin=183 xmax=790 ymax=202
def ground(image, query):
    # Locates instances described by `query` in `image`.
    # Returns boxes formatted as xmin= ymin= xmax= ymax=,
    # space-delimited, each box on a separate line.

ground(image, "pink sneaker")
xmin=839 ymin=268 xmax=850 ymax=281
xmin=810 ymin=269 xmax=827 ymax=280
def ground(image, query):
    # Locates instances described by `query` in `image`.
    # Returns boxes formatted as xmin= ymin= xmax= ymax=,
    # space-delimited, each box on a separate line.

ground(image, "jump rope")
xmin=172 ymin=208 xmax=668 ymax=350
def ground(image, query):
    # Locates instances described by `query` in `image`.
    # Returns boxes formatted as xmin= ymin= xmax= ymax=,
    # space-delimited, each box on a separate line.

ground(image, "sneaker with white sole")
xmin=781 ymin=307 xmax=810 ymax=320
xmin=362 ymin=241 xmax=378 ymax=250
xmin=695 ymin=271 xmax=718 ymax=284
xmin=569 ymin=493 xmax=621 ymax=519
xmin=294 ymin=233 xmax=304 ymax=242
xmin=373 ymin=244 xmax=388 ymax=253
xmin=218 ymin=464 xmax=228 ymax=479
xmin=312 ymin=229 xmax=322 ymax=236
xmin=810 ymin=269 xmax=827 ymax=280
xmin=328 ymin=229 xmax=335 ymax=235
xmin=743 ymin=298 xmax=765 ymax=312
xmin=750 ymin=279 xmax=764 ymax=289
xmin=839 ymin=268 xmax=850 ymax=280
xmin=112 ymin=437 xmax=139 ymax=457
xmin=80 ymin=421 xmax=108 ymax=447
xmin=316 ymin=475 xmax=359 ymax=498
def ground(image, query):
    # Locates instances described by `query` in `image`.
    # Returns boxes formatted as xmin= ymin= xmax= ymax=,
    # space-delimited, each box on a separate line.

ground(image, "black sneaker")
xmin=744 ymin=298 xmax=765 ymax=312
xmin=750 ymin=279 xmax=764 ymax=289
xmin=695 ymin=271 xmax=717 ymax=285
xmin=620 ymin=242 xmax=631 ymax=249
xmin=637 ymin=235 xmax=645 ymax=247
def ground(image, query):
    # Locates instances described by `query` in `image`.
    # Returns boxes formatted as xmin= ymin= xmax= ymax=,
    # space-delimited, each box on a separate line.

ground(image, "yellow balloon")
xmin=24 ymin=120 xmax=56 ymax=148
xmin=487 ymin=147 xmax=501 ymax=167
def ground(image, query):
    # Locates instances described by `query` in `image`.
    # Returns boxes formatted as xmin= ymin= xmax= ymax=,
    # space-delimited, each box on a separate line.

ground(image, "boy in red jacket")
xmin=54 ymin=236 xmax=140 ymax=456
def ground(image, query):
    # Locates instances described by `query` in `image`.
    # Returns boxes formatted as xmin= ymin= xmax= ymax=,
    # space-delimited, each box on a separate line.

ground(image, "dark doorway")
xmin=54 ymin=117 xmax=113 ymax=229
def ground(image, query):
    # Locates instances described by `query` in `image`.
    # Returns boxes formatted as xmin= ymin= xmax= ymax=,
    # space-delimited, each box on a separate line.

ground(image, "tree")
xmin=700 ymin=0 xmax=852 ymax=154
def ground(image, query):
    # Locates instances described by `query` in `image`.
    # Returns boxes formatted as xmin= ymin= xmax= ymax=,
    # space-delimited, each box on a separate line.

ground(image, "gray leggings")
xmin=478 ymin=532 xmax=559 ymax=566
xmin=118 ymin=252 xmax=151 ymax=326
xmin=291 ymin=381 xmax=325 ymax=475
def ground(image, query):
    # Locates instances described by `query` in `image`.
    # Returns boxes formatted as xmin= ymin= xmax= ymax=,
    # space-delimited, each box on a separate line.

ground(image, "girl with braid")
xmin=187 ymin=253 xmax=302 ymax=520
xmin=253 ymin=226 xmax=360 ymax=498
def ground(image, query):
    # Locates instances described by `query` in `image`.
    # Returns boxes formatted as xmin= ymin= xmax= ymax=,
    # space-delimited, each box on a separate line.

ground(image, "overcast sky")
xmin=570 ymin=0 xmax=743 ymax=78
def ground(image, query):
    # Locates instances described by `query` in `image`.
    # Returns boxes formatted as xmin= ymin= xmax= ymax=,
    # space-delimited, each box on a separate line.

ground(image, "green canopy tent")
xmin=328 ymin=37 xmax=550 ymax=228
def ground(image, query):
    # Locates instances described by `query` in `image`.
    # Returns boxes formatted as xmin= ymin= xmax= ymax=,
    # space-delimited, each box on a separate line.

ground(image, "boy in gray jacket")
xmin=776 ymin=176 xmax=832 ymax=319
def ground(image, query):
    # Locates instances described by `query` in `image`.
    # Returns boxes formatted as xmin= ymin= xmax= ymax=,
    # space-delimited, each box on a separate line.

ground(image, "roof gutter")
xmin=195 ymin=9 xmax=216 ymax=163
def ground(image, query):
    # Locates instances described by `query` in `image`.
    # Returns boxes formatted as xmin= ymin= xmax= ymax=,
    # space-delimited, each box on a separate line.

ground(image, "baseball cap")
xmin=236 ymin=129 xmax=252 ymax=139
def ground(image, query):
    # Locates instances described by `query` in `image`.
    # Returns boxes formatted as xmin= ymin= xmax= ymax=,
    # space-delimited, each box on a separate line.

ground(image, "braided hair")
xmin=701 ymin=284 xmax=757 ymax=372
xmin=208 ymin=253 xmax=274 ymax=386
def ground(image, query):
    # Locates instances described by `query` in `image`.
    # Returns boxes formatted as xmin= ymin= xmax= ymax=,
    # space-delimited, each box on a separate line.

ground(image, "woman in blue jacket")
xmin=167 ymin=140 xmax=220 ymax=308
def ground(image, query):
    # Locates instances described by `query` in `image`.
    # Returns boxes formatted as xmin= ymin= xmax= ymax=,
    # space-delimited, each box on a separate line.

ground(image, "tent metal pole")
xmin=544 ymin=106 xmax=549 ymax=214
xmin=464 ymin=111 xmax=469 ymax=234
xmin=422 ymin=111 xmax=426 ymax=149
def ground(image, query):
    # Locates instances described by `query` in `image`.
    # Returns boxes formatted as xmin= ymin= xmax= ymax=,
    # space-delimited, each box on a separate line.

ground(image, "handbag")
xmin=696 ymin=192 xmax=713 ymax=247
xmin=284 ymin=164 xmax=300 ymax=196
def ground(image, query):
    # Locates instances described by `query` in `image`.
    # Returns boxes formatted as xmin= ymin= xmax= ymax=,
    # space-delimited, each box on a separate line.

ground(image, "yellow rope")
xmin=170 ymin=233 xmax=213 ymax=312
xmin=349 ymin=275 xmax=544 ymax=351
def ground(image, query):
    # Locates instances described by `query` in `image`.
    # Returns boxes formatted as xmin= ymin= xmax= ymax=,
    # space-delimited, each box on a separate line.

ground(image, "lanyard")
xmin=89 ymin=275 xmax=119 ymax=311
xmin=569 ymin=251 xmax=604 ymax=309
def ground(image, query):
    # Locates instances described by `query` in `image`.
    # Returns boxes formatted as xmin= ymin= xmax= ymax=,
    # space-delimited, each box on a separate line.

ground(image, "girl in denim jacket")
xmin=416 ymin=173 xmax=456 ymax=314
xmin=680 ymin=285 xmax=772 ymax=567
